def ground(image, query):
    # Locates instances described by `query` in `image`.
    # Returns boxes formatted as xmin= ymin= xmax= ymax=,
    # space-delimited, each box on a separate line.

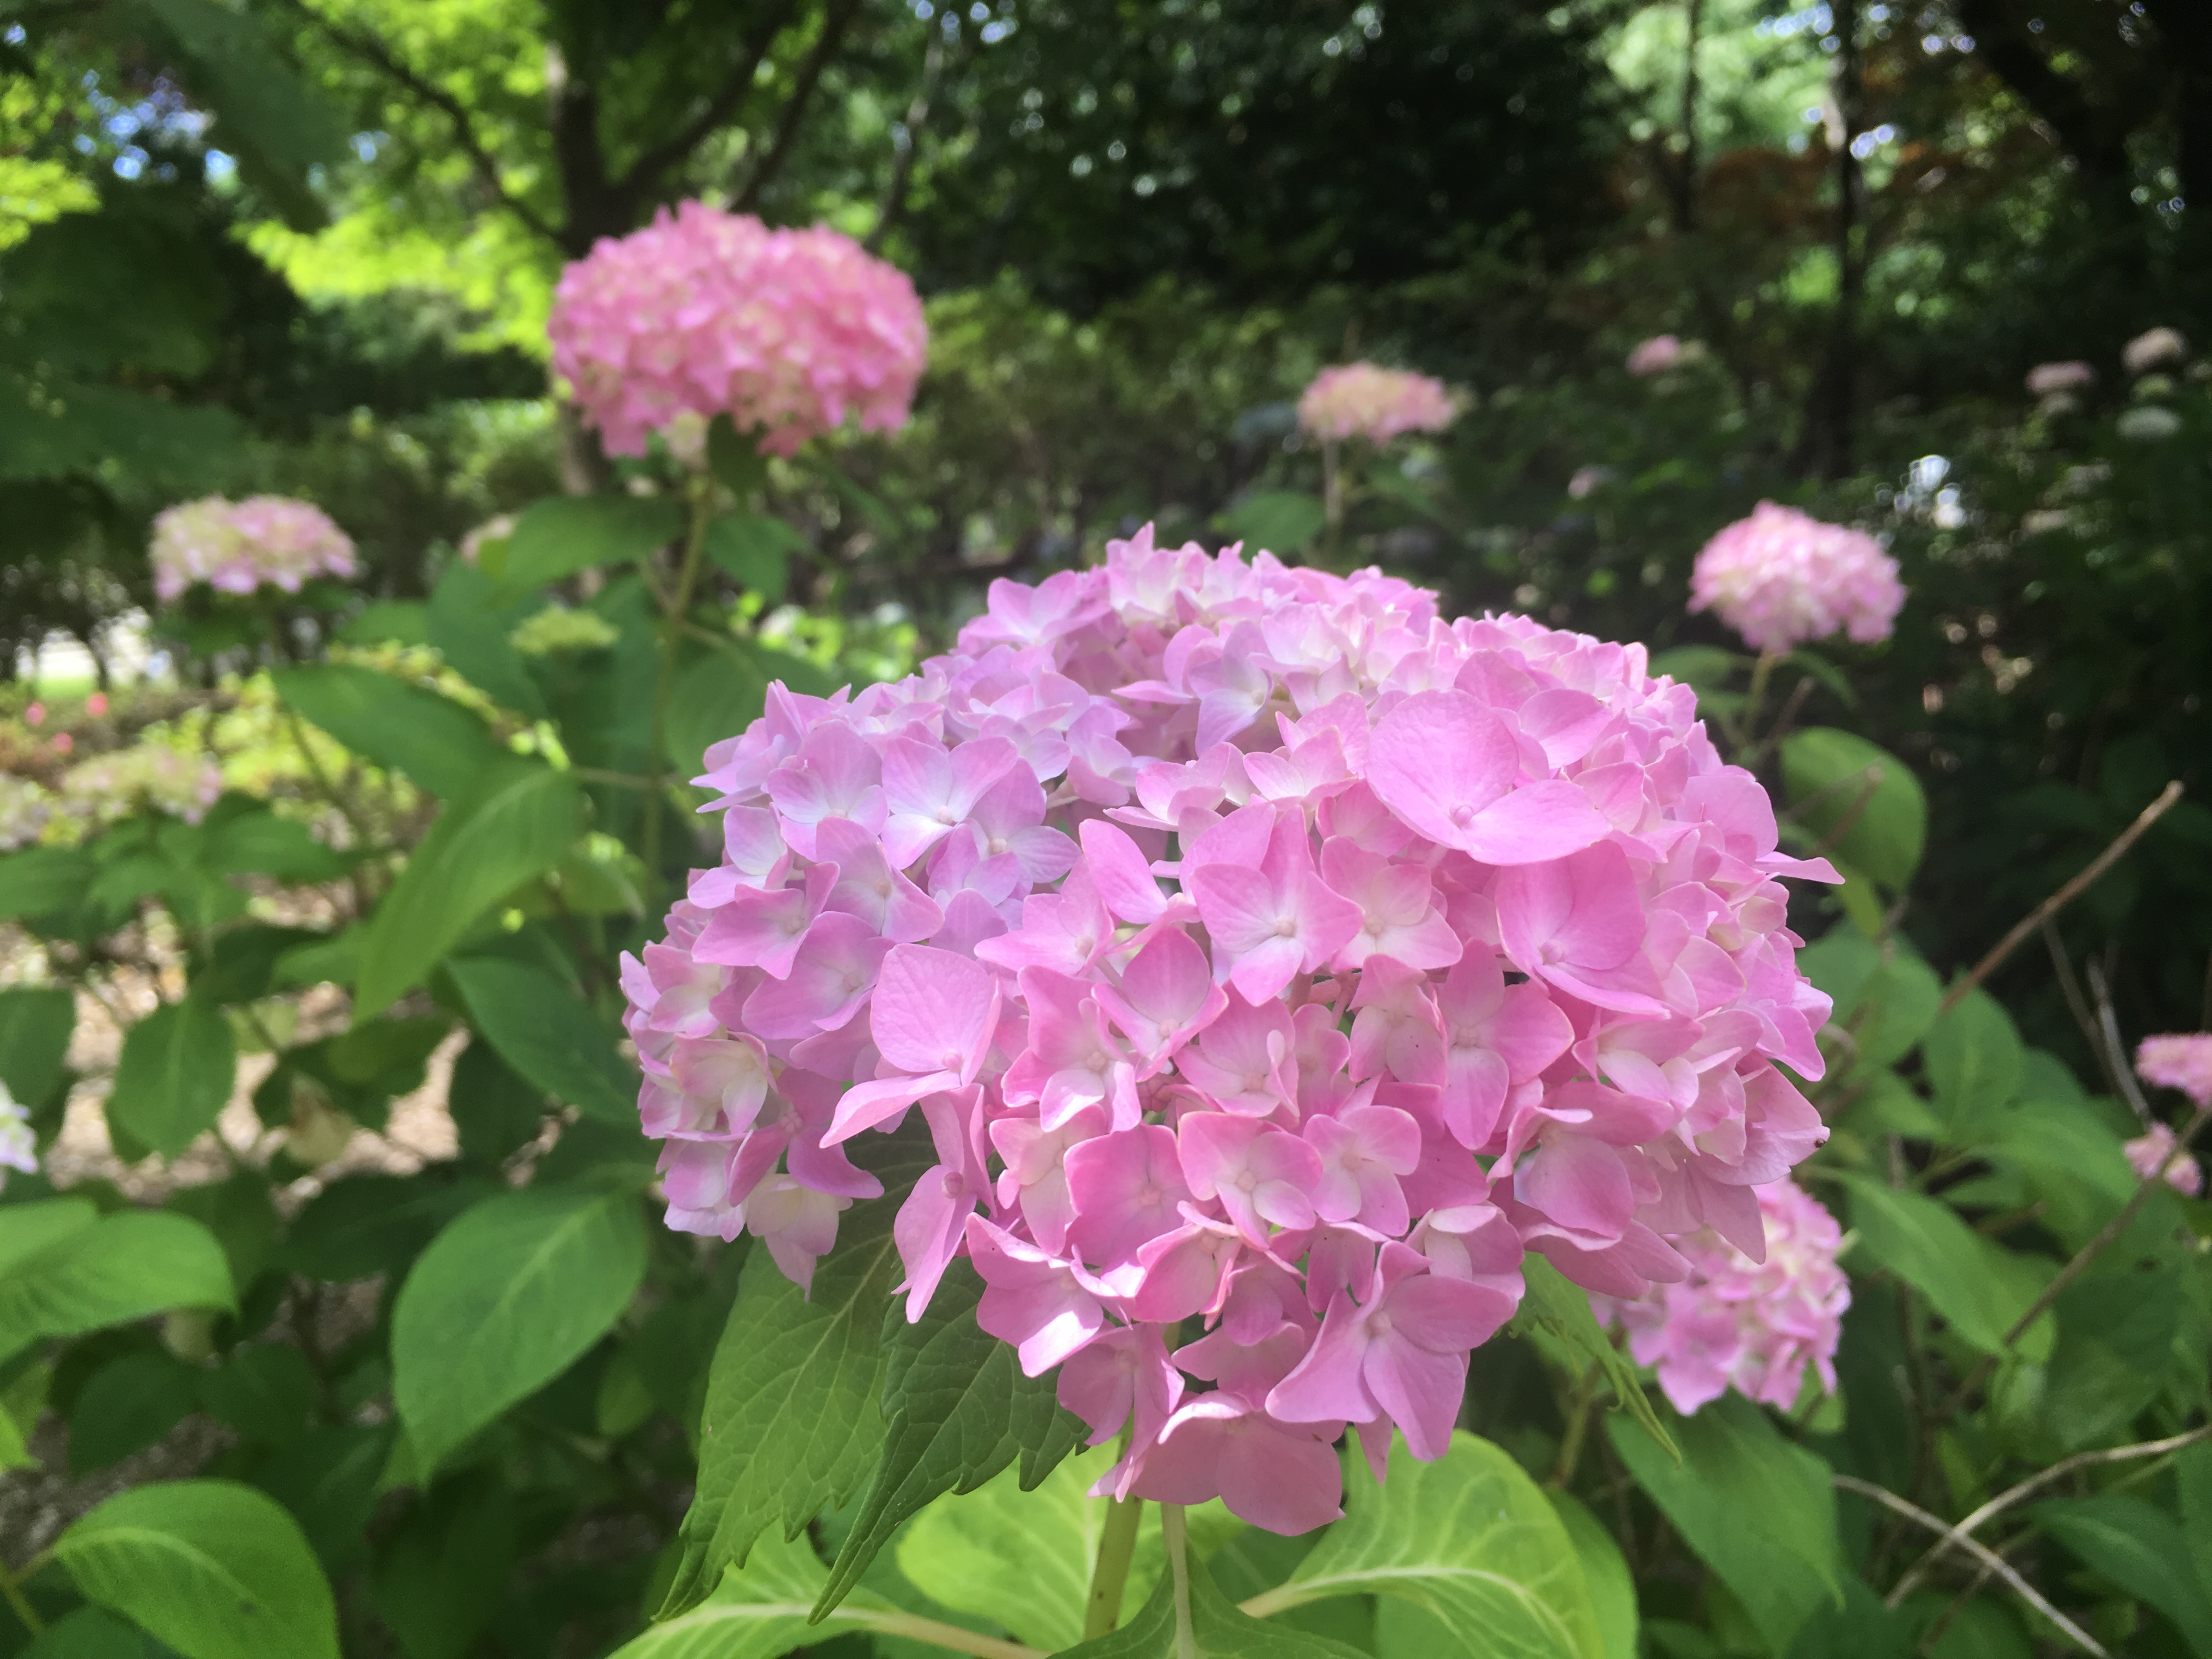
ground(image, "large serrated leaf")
xmin=657 ymin=1135 xmax=934 ymax=1617
xmin=814 ymin=1261 xmax=1086 ymax=1618
xmin=1247 ymin=1432 xmax=1605 ymax=1659
xmin=1509 ymin=1256 xmax=1676 ymax=1460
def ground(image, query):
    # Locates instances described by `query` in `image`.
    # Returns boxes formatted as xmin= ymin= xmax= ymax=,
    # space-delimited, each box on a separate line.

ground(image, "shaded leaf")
xmin=492 ymin=495 xmax=682 ymax=597
xmin=1606 ymin=1395 xmax=1841 ymax=1655
xmin=392 ymin=1176 xmax=650 ymax=1472
xmin=446 ymin=956 xmax=633 ymax=1123
xmin=0 ymin=986 xmax=74 ymax=1109
xmin=2040 ymin=1494 xmax=2212 ymax=1654
xmin=269 ymin=665 xmax=506 ymax=801
xmin=1510 ymin=1256 xmax=1675 ymax=1458
xmin=105 ymin=997 xmax=235 ymax=1160
xmin=1837 ymin=1175 xmax=2050 ymax=1356
xmin=0 ymin=1211 xmax=235 ymax=1365
xmin=1781 ymin=728 xmax=1926 ymax=892
xmin=353 ymin=763 xmax=582 ymax=1019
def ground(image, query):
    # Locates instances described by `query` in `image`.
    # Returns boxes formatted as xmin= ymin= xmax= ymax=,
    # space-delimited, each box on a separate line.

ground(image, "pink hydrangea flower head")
xmin=1627 ymin=335 xmax=1684 ymax=376
xmin=2026 ymin=362 xmax=2095 ymax=396
xmin=2124 ymin=328 xmax=2188 ymax=376
xmin=2136 ymin=1034 xmax=2212 ymax=1110
xmin=1296 ymin=363 xmax=1458 ymax=445
xmin=1689 ymin=501 xmax=1906 ymax=654
xmin=548 ymin=201 xmax=928 ymax=459
xmin=2124 ymin=1121 xmax=2203 ymax=1197
xmin=1595 ymin=1177 xmax=1848 ymax=1415
xmin=624 ymin=526 xmax=1838 ymax=1530
xmin=150 ymin=495 xmax=357 ymax=603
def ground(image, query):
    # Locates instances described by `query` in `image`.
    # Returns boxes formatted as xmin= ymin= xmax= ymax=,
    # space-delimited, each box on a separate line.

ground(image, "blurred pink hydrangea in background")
xmin=2137 ymin=1034 xmax=2212 ymax=1109
xmin=1689 ymin=501 xmax=1906 ymax=655
xmin=1296 ymin=363 xmax=1458 ymax=444
xmin=2124 ymin=1122 xmax=2204 ymax=1198
xmin=59 ymin=743 xmax=223 ymax=827
xmin=2123 ymin=327 xmax=2188 ymax=376
xmin=548 ymin=201 xmax=928 ymax=459
xmin=0 ymin=1082 xmax=34 ymax=1190
xmin=0 ymin=776 xmax=52 ymax=850
xmin=150 ymin=496 xmax=358 ymax=603
xmin=458 ymin=514 xmax=516 ymax=566
xmin=1595 ymin=1177 xmax=1849 ymax=1414
xmin=2025 ymin=361 xmax=2095 ymax=396
xmin=621 ymin=527 xmax=1838 ymax=1532
xmin=1626 ymin=335 xmax=1685 ymax=376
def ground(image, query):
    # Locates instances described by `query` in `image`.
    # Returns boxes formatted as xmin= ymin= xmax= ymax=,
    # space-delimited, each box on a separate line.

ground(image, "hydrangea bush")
xmin=4 ymin=191 xmax=2209 ymax=1659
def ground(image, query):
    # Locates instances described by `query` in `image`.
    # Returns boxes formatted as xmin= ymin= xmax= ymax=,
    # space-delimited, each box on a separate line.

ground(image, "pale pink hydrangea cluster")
xmin=548 ymin=201 xmax=928 ymax=459
xmin=1689 ymin=502 xmax=1907 ymax=656
xmin=1296 ymin=364 xmax=1458 ymax=445
xmin=0 ymin=775 xmax=53 ymax=850
xmin=2137 ymin=1034 xmax=2212 ymax=1109
xmin=59 ymin=743 xmax=222 ymax=827
xmin=622 ymin=529 xmax=1836 ymax=1533
xmin=2124 ymin=1122 xmax=2203 ymax=1197
xmin=1593 ymin=1176 xmax=1847 ymax=1415
xmin=0 ymin=1082 xmax=34 ymax=1189
xmin=150 ymin=496 xmax=357 ymax=603
xmin=1626 ymin=336 xmax=1685 ymax=376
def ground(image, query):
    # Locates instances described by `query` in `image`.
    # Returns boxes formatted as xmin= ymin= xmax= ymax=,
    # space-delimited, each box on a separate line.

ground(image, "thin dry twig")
xmin=2045 ymin=919 xmax=2127 ymax=1102
xmin=2087 ymin=956 xmax=2153 ymax=1123
xmin=1886 ymin=1425 xmax=2212 ymax=1606
xmin=1832 ymin=1476 xmax=2109 ymax=1657
xmin=1939 ymin=781 xmax=2183 ymax=1017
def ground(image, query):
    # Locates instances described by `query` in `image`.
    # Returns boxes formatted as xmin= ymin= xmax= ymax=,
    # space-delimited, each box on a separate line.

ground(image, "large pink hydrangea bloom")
xmin=548 ymin=201 xmax=927 ymax=459
xmin=1688 ymin=501 xmax=1906 ymax=655
xmin=1296 ymin=364 xmax=1458 ymax=445
xmin=1593 ymin=1176 xmax=1847 ymax=1415
xmin=150 ymin=496 xmax=357 ymax=603
xmin=622 ymin=529 xmax=1837 ymax=1532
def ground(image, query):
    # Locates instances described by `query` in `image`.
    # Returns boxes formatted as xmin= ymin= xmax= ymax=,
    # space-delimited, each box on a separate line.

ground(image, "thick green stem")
xmin=1733 ymin=648 xmax=1780 ymax=756
xmin=1084 ymin=1489 xmax=1144 ymax=1639
xmin=1161 ymin=1503 xmax=1198 ymax=1659
xmin=642 ymin=479 xmax=716 ymax=916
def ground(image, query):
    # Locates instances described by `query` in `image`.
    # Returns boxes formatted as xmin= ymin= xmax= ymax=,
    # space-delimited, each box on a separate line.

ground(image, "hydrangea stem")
xmin=642 ymin=477 xmax=716 ymax=915
xmin=1082 ymin=1488 xmax=1144 ymax=1639
xmin=0 ymin=1555 xmax=43 ymax=1637
xmin=1160 ymin=1503 xmax=1198 ymax=1659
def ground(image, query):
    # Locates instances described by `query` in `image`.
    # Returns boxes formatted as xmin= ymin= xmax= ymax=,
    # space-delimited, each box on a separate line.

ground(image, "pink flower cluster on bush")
xmin=2137 ymin=1034 xmax=2212 ymax=1109
xmin=1296 ymin=364 xmax=1458 ymax=445
xmin=2124 ymin=1123 xmax=2203 ymax=1198
xmin=548 ymin=202 xmax=928 ymax=459
xmin=622 ymin=530 xmax=1837 ymax=1532
xmin=59 ymin=743 xmax=222 ymax=827
xmin=1593 ymin=1176 xmax=1847 ymax=1415
xmin=150 ymin=497 xmax=358 ymax=603
xmin=1689 ymin=501 xmax=1906 ymax=655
